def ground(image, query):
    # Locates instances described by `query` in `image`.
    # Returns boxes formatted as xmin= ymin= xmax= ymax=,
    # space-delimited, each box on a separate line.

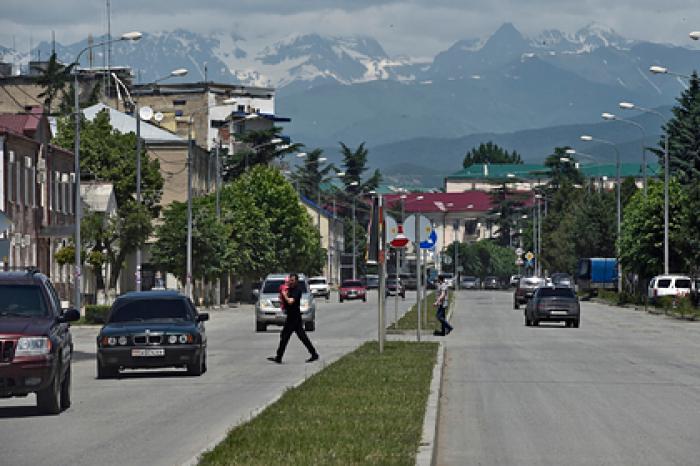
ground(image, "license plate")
xmin=131 ymin=348 xmax=165 ymax=357
xmin=550 ymin=310 xmax=568 ymax=316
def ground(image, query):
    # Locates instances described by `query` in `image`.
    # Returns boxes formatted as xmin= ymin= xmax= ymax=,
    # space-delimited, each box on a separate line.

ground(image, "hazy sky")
xmin=1 ymin=0 xmax=698 ymax=57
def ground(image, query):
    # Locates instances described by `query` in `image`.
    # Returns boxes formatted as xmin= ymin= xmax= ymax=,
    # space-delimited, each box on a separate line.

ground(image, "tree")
xmin=656 ymin=72 xmax=700 ymax=186
xmin=619 ymin=180 xmax=687 ymax=279
xmin=52 ymin=110 xmax=163 ymax=289
xmin=289 ymin=148 xmax=337 ymax=200
xmin=219 ymin=165 xmax=324 ymax=280
xmin=221 ymin=126 xmax=302 ymax=180
xmin=151 ymin=198 xmax=230 ymax=284
xmin=544 ymin=147 xmax=584 ymax=188
xmin=463 ymin=142 xmax=523 ymax=168
xmin=35 ymin=52 xmax=73 ymax=115
xmin=488 ymin=179 xmax=526 ymax=247
xmin=338 ymin=142 xmax=381 ymax=197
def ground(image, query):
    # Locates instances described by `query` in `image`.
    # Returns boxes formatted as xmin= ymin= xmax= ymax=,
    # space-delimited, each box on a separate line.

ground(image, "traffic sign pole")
xmin=415 ymin=216 xmax=422 ymax=342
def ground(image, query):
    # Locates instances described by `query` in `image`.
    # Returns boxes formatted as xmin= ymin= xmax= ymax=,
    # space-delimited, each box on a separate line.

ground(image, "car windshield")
xmin=522 ymin=278 xmax=544 ymax=287
xmin=308 ymin=279 xmax=326 ymax=285
xmin=0 ymin=285 xmax=48 ymax=318
xmin=462 ymin=276 xmax=476 ymax=281
xmin=387 ymin=279 xmax=399 ymax=285
xmin=343 ymin=280 xmax=363 ymax=287
xmin=108 ymin=298 xmax=192 ymax=322
xmin=262 ymin=279 xmax=308 ymax=293
xmin=538 ymin=288 xmax=576 ymax=298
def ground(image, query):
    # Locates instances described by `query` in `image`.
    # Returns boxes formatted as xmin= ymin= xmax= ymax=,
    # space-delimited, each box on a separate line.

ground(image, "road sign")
xmin=404 ymin=214 xmax=431 ymax=243
xmin=457 ymin=266 xmax=464 ymax=272
xmin=516 ymin=258 xmax=524 ymax=266
xmin=515 ymin=247 xmax=524 ymax=256
xmin=525 ymin=251 xmax=534 ymax=261
xmin=443 ymin=255 xmax=453 ymax=265
xmin=420 ymin=229 xmax=437 ymax=249
xmin=390 ymin=224 xmax=410 ymax=248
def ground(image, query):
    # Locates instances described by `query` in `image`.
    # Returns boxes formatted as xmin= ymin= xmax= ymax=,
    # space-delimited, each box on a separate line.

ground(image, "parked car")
xmin=551 ymin=273 xmax=573 ymax=288
xmin=0 ymin=269 xmax=80 ymax=414
xmin=401 ymin=274 xmax=418 ymax=290
xmin=460 ymin=276 xmax=480 ymax=289
xmin=386 ymin=278 xmax=406 ymax=299
xmin=648 ymin=275 xmax=693 ymax=303
xmin=308 ymin=276 xmax=331 ymax=300
xmin=483 ymin=276 xmax=500 ymax=289
xmin=513 ymin=276 xmax=546 ymax=309
xmin=525 ymin=286 xmax=581 ymax=327
xmin=339 ymin=279 xmax=367 ymax=302
xmin=509 ymin=275 xmax=522 ymax=288
xmin=255 ymin=274 xmax=316 ymax=332
xmin=96 ymin=291 xmax=209 ymax=378
xmin=363 ymin=274 xmax=380 ymax=289
xmin=439 ymin=273 xmax=455 ymax=289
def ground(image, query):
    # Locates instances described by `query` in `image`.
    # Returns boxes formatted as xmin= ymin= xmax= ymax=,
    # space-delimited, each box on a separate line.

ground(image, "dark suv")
xmin=0 ymin=269 xmax=80 ymax=414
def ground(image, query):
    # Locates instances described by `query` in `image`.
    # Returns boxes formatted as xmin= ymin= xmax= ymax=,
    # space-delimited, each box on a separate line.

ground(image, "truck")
xmin=575 ymin=258 xmax=618 ymax=295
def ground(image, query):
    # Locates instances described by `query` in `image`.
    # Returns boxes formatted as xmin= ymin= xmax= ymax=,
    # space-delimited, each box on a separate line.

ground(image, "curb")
xmin=416 ymin=341 xmax=445 ymax=466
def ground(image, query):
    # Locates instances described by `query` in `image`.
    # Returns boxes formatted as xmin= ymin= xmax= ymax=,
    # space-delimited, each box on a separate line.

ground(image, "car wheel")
xmin=97 ymin=361 xmax=119 ymax=379
xmin=573 ymin=319 xmax=580 ymax=328
xmin=326 ymin=294 xmax=330 ymax=301
xmin=36 ymin=370 xmax=61 ymax=415
xmin=305 ymin=321 xmax=315 ymax=332
xmin=256 ymin=321 xmax=267 ymax=332
xmin=187 ymin=352 xmax=205 ymax=376
xmin=532 ymin=318 xmax=539 ymax=326
xmin=514 ymin=301 xmax=519 ymax=310
xmin=362 ymin=296 xmax=367 ymax=302
xmin=60 ymin=363 xmax=72 ymax=411
xmin=202 ymin=349 xmax=208 ymax=374
xmin=524 ymin=315 xmax=530 ymax=326
xmin=339 ymin=297 xmax=344 ymax=303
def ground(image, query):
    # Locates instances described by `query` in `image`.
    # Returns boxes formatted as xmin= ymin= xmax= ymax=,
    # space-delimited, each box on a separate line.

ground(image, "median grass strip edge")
xmin=198 ymin=341 xmax=439 ymax=466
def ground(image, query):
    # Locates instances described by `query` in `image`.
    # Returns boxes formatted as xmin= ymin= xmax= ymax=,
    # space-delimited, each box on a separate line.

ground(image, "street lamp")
xmin=185 ymin=97 xmax=239 ymax=300
xmin=649 ymin=65 xmax=692 ymax=81
xmin=580 ymin=134 xmax=622 ymax=292
xmin=690 ymin=31 xmax=700 ymax=40
xmin=133 ymin=67 xmax=188 ymax=291
xmin=71 ymin=31 xmax=142 ymax=311
xmin=619 ymin=101 xmax=670 ymax=274
xmin=601 ymin=111 xmax=648 ymax=195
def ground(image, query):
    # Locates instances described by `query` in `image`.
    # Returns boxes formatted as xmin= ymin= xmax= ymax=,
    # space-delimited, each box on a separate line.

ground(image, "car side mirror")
xmin=60 ymin=308 xmax=81 ymax=323
xmin=197 ymin=313 xmax=209 ymax=322
xmin=252 ymin=289 xmax=260 ymax=298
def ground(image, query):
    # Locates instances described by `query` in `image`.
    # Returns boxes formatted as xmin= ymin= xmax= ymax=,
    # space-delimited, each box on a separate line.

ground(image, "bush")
xmin=85 ymin=305 xmax=110 ymax=324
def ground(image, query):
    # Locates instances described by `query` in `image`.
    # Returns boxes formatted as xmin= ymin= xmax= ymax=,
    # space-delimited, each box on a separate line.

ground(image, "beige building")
xmin=301 ymin=195 xmax=344 ymax=285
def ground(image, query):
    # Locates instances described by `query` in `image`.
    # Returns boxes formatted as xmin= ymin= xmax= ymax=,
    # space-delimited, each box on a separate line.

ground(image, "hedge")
xmin=85 ymin=305 xmax=110 ymax=324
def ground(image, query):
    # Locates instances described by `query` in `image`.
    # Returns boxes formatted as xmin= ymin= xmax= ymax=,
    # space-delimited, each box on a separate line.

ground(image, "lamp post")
xmin=581 ymin=134 xmax=622 ymax=292
xmin=601 ymin=112 xmax=648 ymax=196
xmin=185 ymin=97 xmax=238 ymax=300
xmin=133 ymin=67 xmax=188 ymax=292
xmin=690 ymin=31 xmax=700 ymax=40
xmin=649 ymin=65 xmax=692 ymax=81
xmin=72 ymin=31 xmax=142 ymax=310
xmin=619 ymin=101 xmax=670 ymax=274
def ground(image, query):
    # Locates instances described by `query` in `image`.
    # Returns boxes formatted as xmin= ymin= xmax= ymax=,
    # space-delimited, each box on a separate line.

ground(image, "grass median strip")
xmin=199 ymin=341 xmax=438 ymax=466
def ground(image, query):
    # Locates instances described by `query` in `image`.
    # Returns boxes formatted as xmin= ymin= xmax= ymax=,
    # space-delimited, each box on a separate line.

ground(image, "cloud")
xmin=0 ymin=0 xmax=698 ymax=58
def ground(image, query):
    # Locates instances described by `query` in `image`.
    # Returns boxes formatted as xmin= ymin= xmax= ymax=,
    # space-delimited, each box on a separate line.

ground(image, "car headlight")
xmin=168 ymin=335 xmax=178 ymax=344
xmin=262 ymin=299 xmax=274 ymax=308
xmin=118 ymin=336 xmax=128 ymax=346
xmin=178 ymin=334 xmax=189 ymax=344
xmin=15 ymin=337 xmax=51 ymax=356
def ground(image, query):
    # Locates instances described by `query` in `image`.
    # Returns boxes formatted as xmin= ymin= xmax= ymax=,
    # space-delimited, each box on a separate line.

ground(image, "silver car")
xmin=255 ymin=274 xmax=316 ymax=332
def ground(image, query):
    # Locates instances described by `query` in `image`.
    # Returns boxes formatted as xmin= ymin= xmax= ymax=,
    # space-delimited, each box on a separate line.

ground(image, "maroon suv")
xmin=0 ymin=269 xmax=80 ymax=414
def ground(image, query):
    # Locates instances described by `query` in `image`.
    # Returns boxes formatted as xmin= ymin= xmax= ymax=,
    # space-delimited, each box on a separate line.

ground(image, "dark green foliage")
xmin=35 ymin=52 xmax=73 ymax=115
xmin=445 ymin=241 xmax=516 ymax=281
xmin=463 ymin=141 xmax=523 ymax=168
xmin=289 ymin=148 xmax=338 ymax=201
xmin=221 ymin=126 xmax=302 ymax=180
xmin=85 ymin=305 xmax=110 ymax=324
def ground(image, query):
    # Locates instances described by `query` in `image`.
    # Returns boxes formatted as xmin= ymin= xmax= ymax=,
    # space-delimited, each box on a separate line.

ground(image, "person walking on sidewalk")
xmin=434 ymin=275 xmax=454 ymax=336
xmin=268 ymin=273 xmax=319 ymax=363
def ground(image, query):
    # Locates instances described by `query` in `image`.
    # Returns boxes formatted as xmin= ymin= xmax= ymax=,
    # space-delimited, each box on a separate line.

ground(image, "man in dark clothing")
xmin=268 ymin=273 xmax=319 ymax=363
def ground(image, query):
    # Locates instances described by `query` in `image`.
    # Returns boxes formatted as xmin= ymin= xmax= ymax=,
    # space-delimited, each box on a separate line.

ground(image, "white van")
xmin=648 ymin=275 xmax=693 ymax=303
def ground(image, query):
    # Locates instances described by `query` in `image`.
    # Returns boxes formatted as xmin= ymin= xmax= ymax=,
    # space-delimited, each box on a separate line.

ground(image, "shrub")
xmin=85 ymin=305 xmax=110 ymax=324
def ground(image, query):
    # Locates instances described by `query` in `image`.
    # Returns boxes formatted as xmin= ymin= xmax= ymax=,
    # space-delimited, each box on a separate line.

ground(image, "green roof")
xmin=447 ymin=163 xmax=660 ymax=181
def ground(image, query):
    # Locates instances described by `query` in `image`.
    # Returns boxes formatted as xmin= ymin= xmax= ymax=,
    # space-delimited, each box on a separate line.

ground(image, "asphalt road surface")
xmin=0 ymin=290 xmax=415 ymax=466
xmin=437 ymin=290 xmax=700 ymax=466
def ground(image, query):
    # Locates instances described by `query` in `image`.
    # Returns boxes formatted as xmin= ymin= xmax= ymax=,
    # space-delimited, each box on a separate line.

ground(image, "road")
xmin=0 ymin=290 xmax=416 ymax=466
xmin=437 ymin=290 xmax=700 ymax=466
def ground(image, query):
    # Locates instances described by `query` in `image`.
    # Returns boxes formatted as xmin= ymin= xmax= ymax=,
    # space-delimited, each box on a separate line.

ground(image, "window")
xmin=175 ymin=110 xmax=184 ymax=117
xmin=24 ymin=165 xmax=30 ymax=207
xmin=7 ymin=159 xmax=13 ymax=203
xmin=657 ymin=279 xmax=672 ymax=288
xmin=16 ymin=156 xmax=21 ymax=205
xmin=0 ymin=285 xmax=49 ymax=317
xmin=31 ymin=167 xmax=36 ymax=207
xmin=172 ymin=99 xmax=186 ymax=106
xmin=108 ymin=298 xmax=192 ymax=323
xmin=675 ymin=279 xmax=692 ymax=289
